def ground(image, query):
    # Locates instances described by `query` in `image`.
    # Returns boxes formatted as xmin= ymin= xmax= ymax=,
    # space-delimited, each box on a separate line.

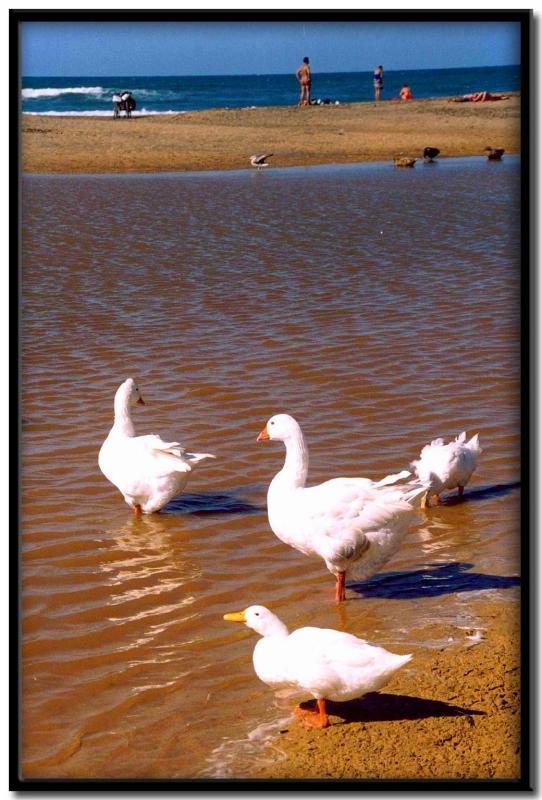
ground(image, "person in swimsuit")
xmin=373 ymin=65 xmax=383 ymax=101
xmin=449 ymin=91 xmax=509 ymax=103
xmin=296 ymin=57 xmax=311 ymax=106
xmin=399 ymin=84 xmax=413 ymax=100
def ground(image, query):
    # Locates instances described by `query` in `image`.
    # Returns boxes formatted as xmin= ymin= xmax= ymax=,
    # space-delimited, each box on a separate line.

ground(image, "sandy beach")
xmin=22 ymin=94 xmax=520 ymax=174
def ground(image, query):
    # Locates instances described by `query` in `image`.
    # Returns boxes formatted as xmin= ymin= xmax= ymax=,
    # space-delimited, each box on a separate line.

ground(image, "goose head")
xmin=224 ymin=605 xmax=288 ymax=637
xmin=257 ymin=413 xmax=301 ymax=443
xmin=114 ymin=378 xmax=145 ymax=412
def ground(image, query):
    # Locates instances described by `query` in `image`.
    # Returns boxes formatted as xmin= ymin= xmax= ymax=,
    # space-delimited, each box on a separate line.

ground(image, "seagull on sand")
xmin=250 ymin=153 xmax=273 ymax=169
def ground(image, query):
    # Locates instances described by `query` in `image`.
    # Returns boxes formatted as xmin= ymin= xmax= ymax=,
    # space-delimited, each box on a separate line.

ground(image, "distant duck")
xmin=423 ymin=147 xmax=440 ymax=162
xmin=250 ymin=153 xmax=273 ymax=169
xmin=394 ymin=155 xmax=416 ymax=168
xmin=411 ymin=431 xmax=482 ymax=508
xmin=98 ymin=378 xmax=216 ymax=515
xmin=484 ymin=147 xmax=505 ymax=161
xmin=224 ymin=605 xmax=412 ymax=729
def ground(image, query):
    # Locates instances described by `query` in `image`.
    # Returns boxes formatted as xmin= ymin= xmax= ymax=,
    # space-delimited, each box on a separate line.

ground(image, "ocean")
xmin=21 ymin=64 xmax=520 ymax=116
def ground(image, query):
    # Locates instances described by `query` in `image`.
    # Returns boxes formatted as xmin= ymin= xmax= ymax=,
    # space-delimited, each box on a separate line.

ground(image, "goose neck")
xmin=113 ymin=393 xmax=136 ymax=437
xmin=280 ymin=430 xmax=309 ymax=489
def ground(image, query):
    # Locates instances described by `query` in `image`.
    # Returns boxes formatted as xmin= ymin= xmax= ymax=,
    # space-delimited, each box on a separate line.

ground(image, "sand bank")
xmin=21 ymin=95 xmax=520 ymax=174
xmin=250 ymin=599 xmax=520 ymax=781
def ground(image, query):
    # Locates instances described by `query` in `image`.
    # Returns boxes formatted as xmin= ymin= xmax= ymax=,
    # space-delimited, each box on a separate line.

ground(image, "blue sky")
xmin=21 ymin=20 xmax=520 ymax=77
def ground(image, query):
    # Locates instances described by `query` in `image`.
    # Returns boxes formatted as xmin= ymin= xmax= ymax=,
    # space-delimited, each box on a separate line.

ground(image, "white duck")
xmin=411 ymin=432 xmax=482 ymax=507
xmin=257 ymin=414 xmax=425 ymax=602
xmin=224 ymin=605 xmax=412 ymax=729
xmin=98 ymin=378 xmax=216 ymax=515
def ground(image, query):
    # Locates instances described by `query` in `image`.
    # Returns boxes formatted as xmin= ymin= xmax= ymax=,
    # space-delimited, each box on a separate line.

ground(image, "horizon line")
xmin=22 ymin=63 xmax=520 ymax=80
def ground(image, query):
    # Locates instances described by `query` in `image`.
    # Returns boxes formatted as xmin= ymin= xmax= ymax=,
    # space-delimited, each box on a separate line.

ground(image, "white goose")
xmin=98 ymin=378 xmax=216 ymax=515
xmin=257 ymin=414 xmax=425 ymax=602
xmin=224 ymin=605 xmax=412 ymax=729
xmin=411 ymin=431 xmax=482 ymax=507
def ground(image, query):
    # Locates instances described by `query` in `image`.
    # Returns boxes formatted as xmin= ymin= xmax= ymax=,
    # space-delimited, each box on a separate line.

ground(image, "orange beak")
xmin=257 ymin=424 xmax=270 ymax=442
xmin=138 ymin=396 xmax=145 ymax=405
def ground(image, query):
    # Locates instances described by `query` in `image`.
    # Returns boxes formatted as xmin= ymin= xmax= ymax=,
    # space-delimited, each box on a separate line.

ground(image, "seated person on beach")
xmin=399 ymin=84 xmax=413 ymax=100
xmin=296 ymin=57 xmax=311 ymax=106
xmin=113 ymin=90 xmax=136 ymax=118
xmin=450 ymin=91 xmax=509 ymax=103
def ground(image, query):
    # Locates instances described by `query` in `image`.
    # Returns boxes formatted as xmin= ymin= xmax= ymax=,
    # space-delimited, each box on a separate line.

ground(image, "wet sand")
xmin=22 ymin=94 xmax=520 ymax=173
xmin=250 ymin=600 xmax=520 ymax=781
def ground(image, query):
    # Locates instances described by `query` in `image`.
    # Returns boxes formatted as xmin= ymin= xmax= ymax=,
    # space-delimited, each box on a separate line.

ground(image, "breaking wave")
xmin=22 ymin=86 xmax=104 ymax=99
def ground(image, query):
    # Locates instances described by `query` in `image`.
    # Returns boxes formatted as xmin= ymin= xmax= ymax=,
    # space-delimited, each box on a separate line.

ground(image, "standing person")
xmin=373 ymin=65 xmax=384 ymax=101
xmin=296 ymin=57 xmax=311 ymax=106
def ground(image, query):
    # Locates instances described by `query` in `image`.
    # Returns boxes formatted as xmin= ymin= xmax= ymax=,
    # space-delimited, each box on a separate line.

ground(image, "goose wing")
xmin=287 ymin=477 xmax=421 ymax=566
xmin=284 ymin=627 xmax=412 ymax=698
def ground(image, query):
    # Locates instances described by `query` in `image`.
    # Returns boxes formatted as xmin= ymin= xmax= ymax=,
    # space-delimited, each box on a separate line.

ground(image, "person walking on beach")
xmin=373 ymin=65 xmax=384 ymax=101
xmin=296 ymin=57 xmax=312 ymax=106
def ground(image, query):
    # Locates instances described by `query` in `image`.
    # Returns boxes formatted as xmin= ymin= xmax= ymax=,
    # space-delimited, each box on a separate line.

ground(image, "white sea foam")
xmin=22 ymin=86 xmax=105 ymax=99
xmin=200 ymin=714 xmax=291 ymax=778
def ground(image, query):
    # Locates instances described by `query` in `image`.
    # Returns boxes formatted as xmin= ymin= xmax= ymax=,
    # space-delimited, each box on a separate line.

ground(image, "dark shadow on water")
xmin=349 ymin=562 xmax=520 ymax=600
xmin=163 ymin=485 xmax=266 ymax=516
xmin=443 ymin=481 xmax=520 ymax=506
xmin=158 ymin=481 xmax=520 ymax=516
xmin=302 ymin=692 xmax=485 ymax=725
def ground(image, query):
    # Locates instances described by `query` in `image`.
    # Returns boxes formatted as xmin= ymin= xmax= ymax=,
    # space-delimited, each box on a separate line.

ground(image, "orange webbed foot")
xmin=294 ymin=699 xmax=329 ymax=728
xmin=294 ymin=702 xmax=318 ymax=718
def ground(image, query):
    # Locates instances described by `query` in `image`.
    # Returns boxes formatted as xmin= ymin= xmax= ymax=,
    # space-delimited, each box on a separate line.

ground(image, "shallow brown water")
xmin=21 ymin=159 xmax=521 ymax=779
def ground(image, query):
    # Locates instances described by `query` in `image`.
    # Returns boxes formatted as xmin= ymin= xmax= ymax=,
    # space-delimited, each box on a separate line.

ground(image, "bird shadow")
xmin=163 ymin=485 xmax=266 ymax=516
xmin=306 ymin=692 xmax=485 ymax=725
xmin=348 ymin=561 xmax=520 ymax=600
xmin=442 ymin=481 xmax=520 ymax=506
